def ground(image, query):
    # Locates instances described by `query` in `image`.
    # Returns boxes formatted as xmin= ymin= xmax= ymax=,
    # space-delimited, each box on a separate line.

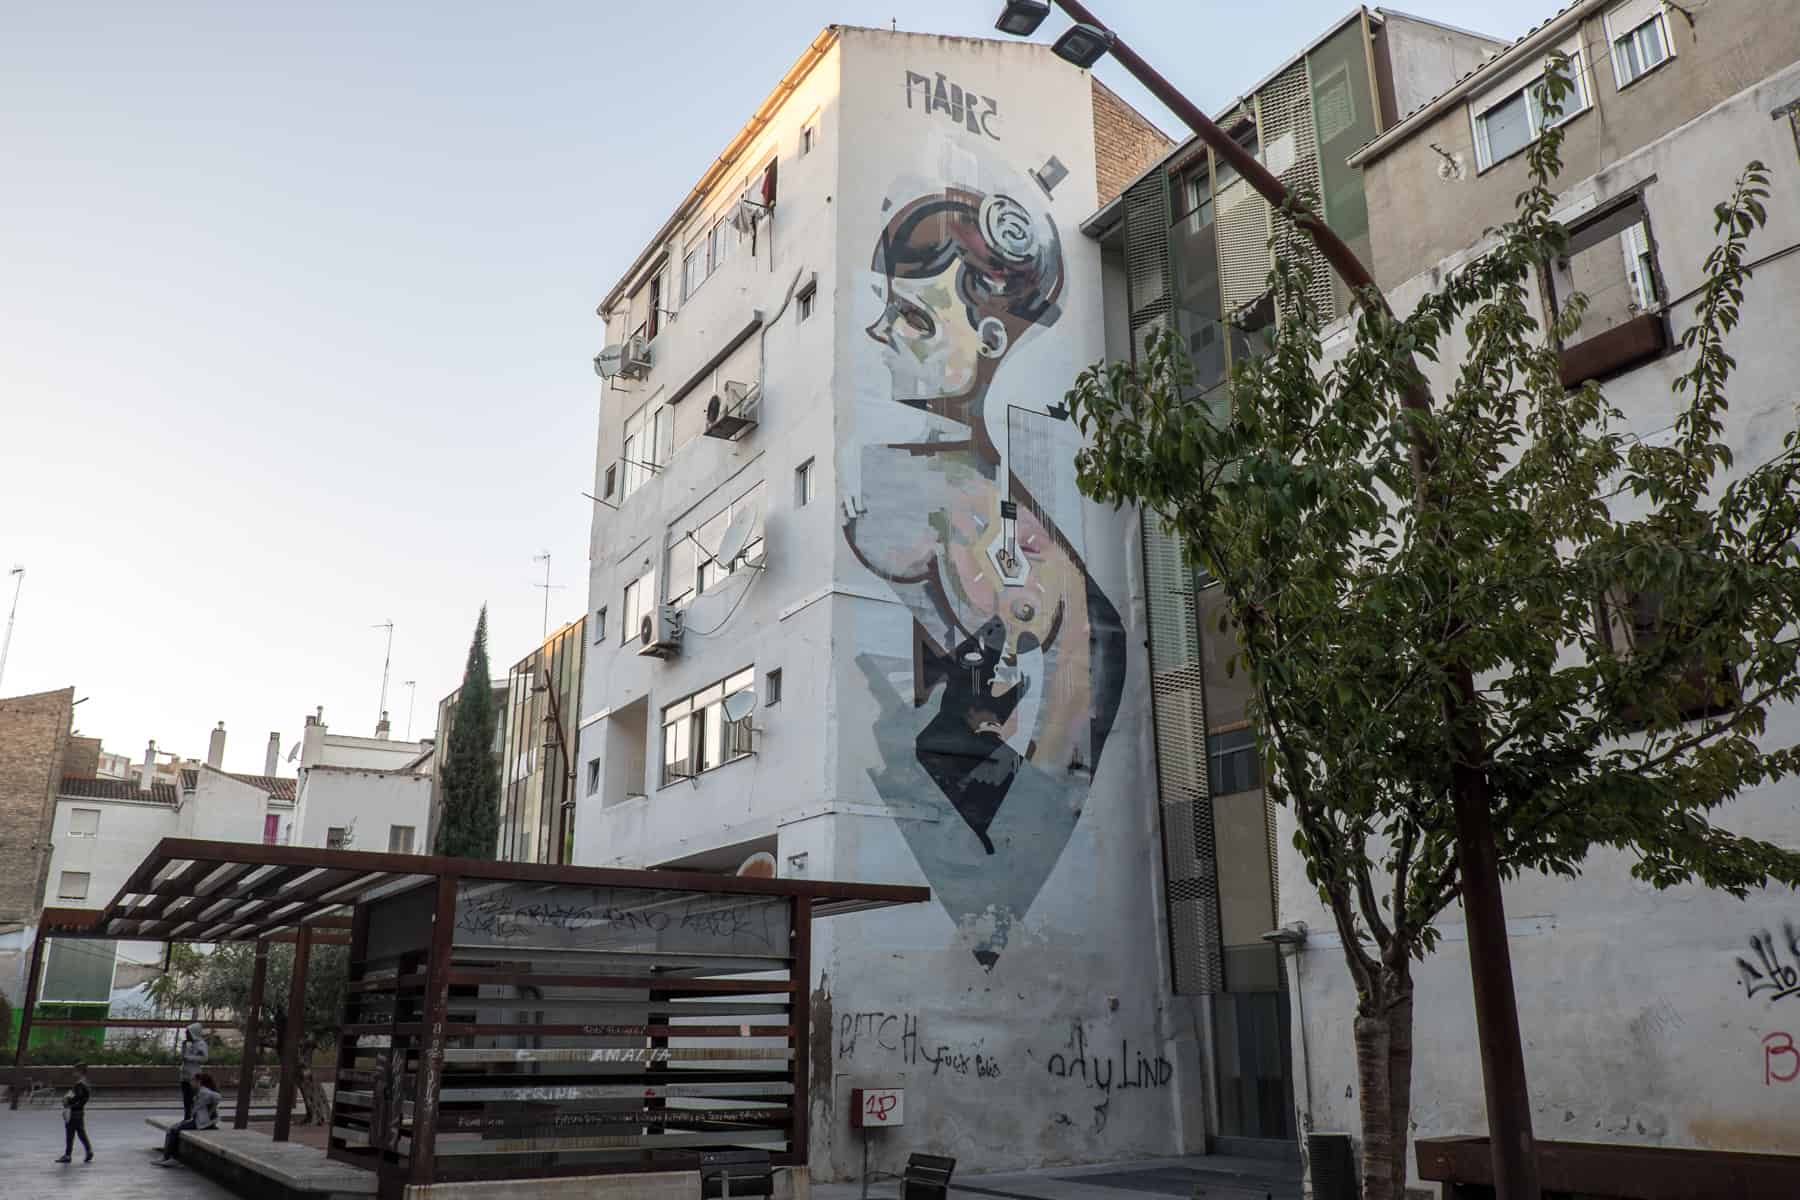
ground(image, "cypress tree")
xmin=435 ymin=607 xmax=500 ymax=858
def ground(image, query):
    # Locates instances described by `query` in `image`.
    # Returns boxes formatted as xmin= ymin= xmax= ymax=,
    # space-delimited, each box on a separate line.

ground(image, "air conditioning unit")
xmin=703 ymin=380 xmax=761 ymax=441
xmin=636 ymin=602 xmax=683 ymax=659
xmin=594 ymin=335 xmax=654 ymax=381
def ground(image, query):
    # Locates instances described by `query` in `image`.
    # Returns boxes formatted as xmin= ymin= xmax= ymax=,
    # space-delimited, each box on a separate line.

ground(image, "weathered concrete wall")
xmin=812 ymin=28 xmax=1194 ymax=1179
xmin=1362 ymin=0 xmax=1800 ymax=290
xmin=1286 ymin=60 xmax=1800 ymax=1187
xmin=292 ymin=766 xmax=429 ymax=852
xmin=1378 ymin=12 xmax=1506 ymax=123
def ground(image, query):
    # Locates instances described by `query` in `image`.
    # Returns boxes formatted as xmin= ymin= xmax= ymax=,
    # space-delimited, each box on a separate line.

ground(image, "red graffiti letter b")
xmin=1763 ymin=1032 xmax=1799 ymax=1086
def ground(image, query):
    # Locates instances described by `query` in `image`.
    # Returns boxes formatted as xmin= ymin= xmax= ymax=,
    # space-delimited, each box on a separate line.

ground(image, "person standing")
xmin=153 ymin=1071 xmax=219 ymax=1167
xmin=54 ymin=1061 xmax=93 ymax=1164
xmin=177 ymin=1022 xmax=208 ymax=1119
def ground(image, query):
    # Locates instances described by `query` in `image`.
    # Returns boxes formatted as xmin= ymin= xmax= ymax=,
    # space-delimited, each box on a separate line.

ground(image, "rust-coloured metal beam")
xmin=791 ymin=895 xmax=812 ymax=1167
xmin=8 ymin=930 xmax=49 ymax=1110
xmin=273 ymin=923 xmax=312 ymax=1142
xmin=409 ymin=874 xmax=461 ymax=1186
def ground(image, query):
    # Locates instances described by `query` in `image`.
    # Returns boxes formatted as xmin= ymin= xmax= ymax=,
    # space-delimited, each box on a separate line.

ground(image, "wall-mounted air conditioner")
xmin=636 ymin=603 xmax=683 ymax=659
xmin=703 ymin=381 xmax=761 ymax=441
xmin=594 ymin=335 xmax=654 ymax=381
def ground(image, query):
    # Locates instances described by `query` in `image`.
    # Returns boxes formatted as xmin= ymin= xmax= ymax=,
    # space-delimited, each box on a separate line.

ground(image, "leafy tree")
xmin=1066 ymin=63 xmax=1800 ymax=1200
xmin=146 ymin=940 xmax=348 ymax=1123
xmin=435 ymin=605 xmax=500 ymax=859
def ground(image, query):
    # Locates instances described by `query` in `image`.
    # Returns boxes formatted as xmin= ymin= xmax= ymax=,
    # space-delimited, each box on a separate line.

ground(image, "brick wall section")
xmin=63 ymin=735 xmax=100 ymax=781
xmin=1092 ymin=77 xmax=1175 ymax=207
xmin=0 ymin=688 xmax=73 ymax=930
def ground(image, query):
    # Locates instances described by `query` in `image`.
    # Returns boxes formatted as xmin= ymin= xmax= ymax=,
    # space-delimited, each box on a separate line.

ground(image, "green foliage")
xmin=26 ymin=1034 xmax=246 ymax=1067
xmin=146 ymin=941 xmax=348 ymax=1059
xmin=435 ymin=605 xmax=501 ymax=858
xmin=1066 ymin=54 xmax=1799 ymax=1194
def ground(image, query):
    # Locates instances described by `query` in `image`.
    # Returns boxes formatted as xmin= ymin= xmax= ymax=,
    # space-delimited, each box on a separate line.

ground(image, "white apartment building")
xmin=291 ymin=707 xmax=432 ymax=853
xmin=573 ymin=24 xmax=1200 ymax=1180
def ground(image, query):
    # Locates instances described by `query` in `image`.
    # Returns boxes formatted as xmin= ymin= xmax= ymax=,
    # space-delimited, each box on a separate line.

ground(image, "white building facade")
xmin=575 ymin=25 xmax=1202 ymax=1179
xmin=291 ymin=709 xmax=432 ymax=852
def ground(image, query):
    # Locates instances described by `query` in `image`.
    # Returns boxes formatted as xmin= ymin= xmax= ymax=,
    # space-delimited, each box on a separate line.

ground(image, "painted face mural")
xmin=846 ymin=163 xmax=1127 ymax=968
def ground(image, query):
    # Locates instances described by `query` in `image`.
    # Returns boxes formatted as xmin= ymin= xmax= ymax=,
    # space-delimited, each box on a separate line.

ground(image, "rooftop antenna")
xmin=403 ymin=680 xmax=418 ymax=741
xmin=0 ymin=566 xmax=21 ymax=693
xmin=373 ymin=620 xmax=394 ymax=727
xmin=532 ymin=551 xmax=564 ymax=640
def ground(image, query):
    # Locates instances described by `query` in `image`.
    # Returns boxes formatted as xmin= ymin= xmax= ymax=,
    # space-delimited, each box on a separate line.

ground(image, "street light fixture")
xmin=1051 ymin=22 xmax=1114 ymax=69
xmin=993 ymin=0 xmax=1050 ymax=36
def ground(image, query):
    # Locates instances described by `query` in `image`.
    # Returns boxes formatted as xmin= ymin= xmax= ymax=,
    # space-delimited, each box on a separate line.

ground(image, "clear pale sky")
xmin=0 ymin=1 xmax=1529 ymax=775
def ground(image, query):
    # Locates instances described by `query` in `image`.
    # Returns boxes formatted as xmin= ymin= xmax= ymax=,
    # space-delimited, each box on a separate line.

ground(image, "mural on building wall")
xmin=845 ymin=119 xmax=1126 ymax=967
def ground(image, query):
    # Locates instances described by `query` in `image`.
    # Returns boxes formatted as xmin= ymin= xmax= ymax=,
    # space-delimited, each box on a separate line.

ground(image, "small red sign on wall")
xmin=850 ymin=1087 xmax=905 ymax=1128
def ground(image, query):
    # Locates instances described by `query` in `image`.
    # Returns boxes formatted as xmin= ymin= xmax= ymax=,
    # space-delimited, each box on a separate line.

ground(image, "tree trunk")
xmin=1353 ymin=969 xmax=1417 ymax=1200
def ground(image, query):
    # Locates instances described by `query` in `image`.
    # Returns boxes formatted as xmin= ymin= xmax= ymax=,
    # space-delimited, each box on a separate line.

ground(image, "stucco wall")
xmin=1285 ymin=61 xmax=1800 ymax=1187
xmin=293 ymin=767 xmax=430 ymax=852
xmin=814 ymin=28 xmax=1194 ymax=1178
xmin=1362 ymin=0 xmax=1800 ymax=290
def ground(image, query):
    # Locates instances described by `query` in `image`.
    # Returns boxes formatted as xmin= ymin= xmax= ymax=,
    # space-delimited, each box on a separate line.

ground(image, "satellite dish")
xmin=721 ymin=690 xmax=756 ymax=723
xmin=735 ymin=851 xmax=777 ymax=878
xmin=713 ymin=507 xmax=756 ymax=568
xmin=681 ymin=569 xmax=753 ymax=634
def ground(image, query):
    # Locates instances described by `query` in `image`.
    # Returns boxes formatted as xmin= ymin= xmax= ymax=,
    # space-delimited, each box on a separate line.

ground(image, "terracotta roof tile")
xmin=224 ymin=772 xmax=297 ymax=802
xmin=60 ymin=776 xmax=177 ymax=805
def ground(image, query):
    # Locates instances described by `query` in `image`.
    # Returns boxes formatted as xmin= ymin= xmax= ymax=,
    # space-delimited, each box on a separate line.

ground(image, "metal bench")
xmin=700 ymin=1149 xmax=775 ymax=1199
xmin=902 ymin=1153 xmax=957 ymax=1200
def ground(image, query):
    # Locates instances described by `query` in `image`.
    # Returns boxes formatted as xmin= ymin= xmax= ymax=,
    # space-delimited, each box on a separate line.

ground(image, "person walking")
xmin=177 ymin=1022 xmax=208 ymax=1119
xmin=153 ymin=1070 xmax=219 ymax=1167
xmin=54 ymin=1061 xmax=93 ymax=1164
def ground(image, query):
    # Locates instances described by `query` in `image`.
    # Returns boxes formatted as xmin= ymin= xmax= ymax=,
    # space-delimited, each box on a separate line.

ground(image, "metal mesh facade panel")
xmin=1142 ymin=512 xmax=1224 ymax=995
xmin=1261 ymin=61 xmax=1336 ymax=320
xmin=1123 ymin=169 xmax=1173 ymax=363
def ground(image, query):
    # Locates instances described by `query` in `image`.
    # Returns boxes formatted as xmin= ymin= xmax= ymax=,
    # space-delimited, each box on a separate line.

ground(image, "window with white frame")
xmin=801 ymin=122 xmax=817 ymax=157
xmin=68 ymin=807 xmax=100 ymax=837
xmin=586 ymin=757 xmax=602 ymax=795
xmin=796 ymin=281 xmax=816 ymax=323
xmin=621 ymin=402 xmax=672 ymax=498
xmin=388 ymin=825 xmax=416 ymax=854
xmin=661 ymin=668 xmax=756 ymax=785
xmin=58 ymin=871 xmax=90 ymax=901
xmin=622 ymin=568 xmax=654 ymax=644
xmin=682 ymin=242 xmax=706 ymax=301
xmin=709 ymin=216 xmax=737 ymax=274
xmin=666 ymin=483 xmax=764 ymax=608
xmin=1470 ymin=44 xmax=1589 ymax=171
xmin=795 ymin=458 xmax=814 ymax=507
xmin=594 ymin=606 xmax=607 ymax=643
xmin=1607 ymin=0 xmax=1674 ymax=90
xmin=327 ymin=826 xmax=351 ymax=850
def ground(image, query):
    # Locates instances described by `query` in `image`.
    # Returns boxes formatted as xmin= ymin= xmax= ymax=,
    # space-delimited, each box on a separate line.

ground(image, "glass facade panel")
xmin=1212 ymin=985 xmax=1297 ymax=1141
xmin=499 ymin=616 xmax=586 ymax=864
xmin=1171 ymin=163 xmax=1228 ymax=394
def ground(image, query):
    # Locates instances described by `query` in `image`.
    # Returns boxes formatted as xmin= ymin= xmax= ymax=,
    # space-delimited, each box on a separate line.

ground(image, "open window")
xmin=1595 ymin=585 xmax=1738 ymax=726
xmin=1550 ymin=194 xmax=1668 ymax=387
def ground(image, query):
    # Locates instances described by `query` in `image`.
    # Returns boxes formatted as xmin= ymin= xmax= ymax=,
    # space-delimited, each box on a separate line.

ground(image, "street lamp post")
xmin=995 ymin=4 xmax=1541 ymax=1198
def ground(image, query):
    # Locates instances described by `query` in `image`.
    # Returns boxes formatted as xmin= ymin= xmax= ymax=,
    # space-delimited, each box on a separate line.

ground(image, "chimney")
xmin=375 ymin=710 xmax=391 ymax=740
xmin=206 ymin=721 xmax=227 ymax=769
xmin=139 ymin=740 xmax=157 ymax=794
xmin=265 ymin=732 xmax=281 ymax=777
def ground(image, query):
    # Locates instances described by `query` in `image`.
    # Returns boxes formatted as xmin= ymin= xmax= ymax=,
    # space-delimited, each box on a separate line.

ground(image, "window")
xmin=801 ymin=123 xmax=816 ymax=156
xmin=388 ymin=825 xmax=417 ymax=854
xmin=603 ymin=463 xmax=617 ymax=499
xmin=1547 ymin=194 xmax=1668 ymax=382
xmin=1208 ymin=728 xmax=1262 ymax=796
xmin=1595 ymin=586 xmax=1738 ymax=726
xmin=1471 ymin=49 xmax=1589 ymax=171
xmin=68 ymin=807 xmax=100 ymax=837
xmin=677 ymin=483 xmax=765 ymax=604
xmin=1609 ymin=2 xmax=1673 ymax=89
xmin=646 ymin=270 xmax=664 ymax=340
xmin=594 ymin=607 xmax=607 ymax=643
xmin=710 ymin=216 xmax=737 ymax=274
xmin=586 ymin=757 xmax=602 ymax=795
xmin=795 ymin=458 xmax=814 ymax=507
xmin=796 ymin=283 xmax=815 ymax=323
xmin=57 ymin=871 xmax=89 ymax=901
xmin=263 ymin=813 xmax=280 ymax=845
xmin=621 ymin=402 xmax=672 ymax=498
xmin=327 ymin=826 xmax=350 ymax=850
xmin=766 ymin=668 xmax=783 ymax=706
xmin=683 ymin=245 xmax=706 ymax=301
xmin=661 ymin=668 xmax=756 ymax=786
xmin=622 ymin=569 xmax=654 ymax=644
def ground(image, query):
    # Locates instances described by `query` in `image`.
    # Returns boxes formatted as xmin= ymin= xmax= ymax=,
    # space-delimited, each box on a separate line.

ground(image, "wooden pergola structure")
xmin=10 ymin=839 xmax=929 ymax=1191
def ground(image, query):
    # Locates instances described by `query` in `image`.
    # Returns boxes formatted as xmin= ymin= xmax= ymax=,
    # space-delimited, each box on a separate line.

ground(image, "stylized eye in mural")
xmin=846 ymin=159 xmax=1126 ymax=968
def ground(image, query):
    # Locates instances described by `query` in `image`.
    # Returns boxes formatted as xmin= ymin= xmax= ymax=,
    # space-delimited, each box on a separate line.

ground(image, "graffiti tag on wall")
xmin=1041 ymin=1023 xmax=1173 ymax=1133
xmin=1764 ymin=1032 xmax=1800 ymax=1086
xmin=837 ymin=1010 xmax=1003 ymax=1080
xmin=906 ymin=71 xmax=1000 ymax=140
xmin=1735 ymin=924 xmax=1800 ymax=1003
